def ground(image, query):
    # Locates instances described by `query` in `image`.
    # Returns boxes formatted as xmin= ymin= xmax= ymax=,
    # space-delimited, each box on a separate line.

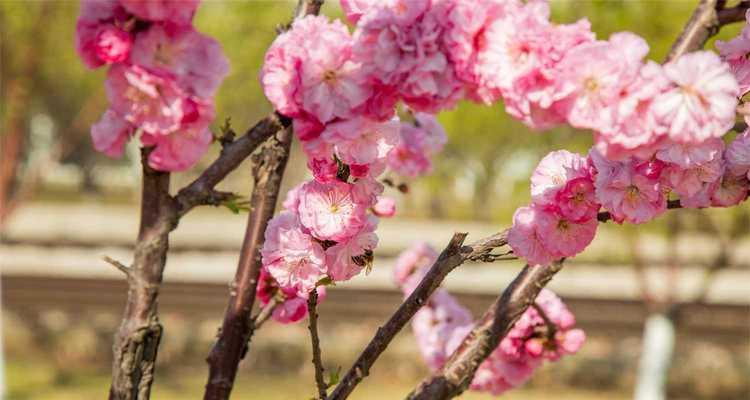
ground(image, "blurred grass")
xmin=5 ymin=359 xmax=629 ymax=400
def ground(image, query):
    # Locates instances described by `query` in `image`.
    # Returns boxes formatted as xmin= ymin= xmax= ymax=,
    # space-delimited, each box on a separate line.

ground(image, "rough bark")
xmin=109 ymin=117 xmax=288 ymax=399
xmin=203 ymin=127 xmax=293 ymax=400
xmin=308 ymin=290 xmax=328 ymax=400
xmin=109 ymin=148 xmax=176 ymax=400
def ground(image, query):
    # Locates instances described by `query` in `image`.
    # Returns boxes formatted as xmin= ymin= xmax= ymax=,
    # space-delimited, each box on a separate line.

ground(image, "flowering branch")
xmin=402 ymin=1 xmax=750 ymax=398
xmin=407 ymin=261 xmax=565 ymax=400
xmin=308 ymin=289 xmax=328 ymax=400
xmin=327 ymin=231 xmax=508 ymax=400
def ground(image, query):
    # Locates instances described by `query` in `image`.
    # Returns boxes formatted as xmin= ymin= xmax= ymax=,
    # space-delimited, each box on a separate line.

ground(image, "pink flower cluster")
xmin=78 ymin=0 xmax=229 ymax=171
xmin=509 ymin=150 xmax=600 ymax=266
xmin=510 ymin=138 xmax=750 ymax=266
xmin=394 ymin=243 xmax=585 ymax=396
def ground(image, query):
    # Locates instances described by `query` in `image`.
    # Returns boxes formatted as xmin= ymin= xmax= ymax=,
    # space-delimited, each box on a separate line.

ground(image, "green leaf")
xmin=326 ymin=366 xmax=342 ymax=388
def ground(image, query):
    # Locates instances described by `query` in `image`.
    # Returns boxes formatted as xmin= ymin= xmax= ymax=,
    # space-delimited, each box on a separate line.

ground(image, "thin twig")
xmin=308 ymin=290 xmax=327 ymax=400
xmin=103 ymin=256 xmax=130 ymax=276
xmin=531 ymin=303 xmax=557 ymax=339
xmin=327 ymin=231 xmax=509 ymax=400
xmin=252 ymin=298 xmax=279 ymax=331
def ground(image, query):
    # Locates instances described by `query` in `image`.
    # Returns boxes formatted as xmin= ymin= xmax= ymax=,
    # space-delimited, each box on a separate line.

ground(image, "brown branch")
xmin=109 ymin=148 xmax=176 ymax=400
xmin=252 ymin=297 xmax=279 ymax=332
xmin=531 ymin=302 xmax=557 ymax=339
xmin=327 ymin=231 xmax=509 ymax=400
xmin=203 ymin=126 xmax=293 ymax=400
xmin=203 ymin=2 xmax=323 ymax=398
xmin=175 ymin=112 xmax=290 ymax=215
xmin=308 ymin=290 xmax=328 ymax=400
xmin=665 ymin=0 xmax=748 ymax=62
xmin=407 ymin=262 xmax=565 ymax=400
xmin=103 ymin=256 xmax=131 ymax=276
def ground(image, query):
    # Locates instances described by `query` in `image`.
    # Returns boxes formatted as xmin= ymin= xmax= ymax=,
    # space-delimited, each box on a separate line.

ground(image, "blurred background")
xmin=1 ymin=1 xmax=749 ymax=399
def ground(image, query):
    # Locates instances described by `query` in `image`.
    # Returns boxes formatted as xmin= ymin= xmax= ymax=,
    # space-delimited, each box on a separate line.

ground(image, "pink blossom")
xmin=297 ymin=180 xmax=368 ymax=241
xmin=656 ymin=138 xmax=724 ymax=169
xmin=392 ymin=242 xmax=439 ymax=287
xmin=308 ymin=158 xmax=339 ymax=183
xmin=106 ymin=64 xmax=187 ymax=135
xmin=119 ymin=0 xmax=199 ymax=25
xmin=534 ymin=206 xmax=597 ymax=258
xmin=351 ymin=177 xmax=385 ymax=207
xmin=261 ymin=211 xmax=327 ymax=296
xmin=321 ymin=117 xmax=400 ymax=166
xmin=507 ymin=206 xmax=558 ymax=266
xmin=387 ymin=114 xmax=447 ymax=177
xmin=591 ymin=150 xmax=667 ymax=224
xmin=325 ymin=216 xmax=378 ymax=281
xmin=262 ymin=16 xmax=370 ymax=123
xmin=716 ymin=11 xmax=750 ymax=95
xmin=141 ymin=124 xmax=212 ymax=171
xmin=726 ymin=129 xmax=750 ymax=178
xmin=711 ymin=171 xmax=750 ymax=207
xmin=438 ymin=0 xmax=513 ymax=104
xmin=90 ymin=109 xmax=133 ymax=157
xmin=257 ymin=268 xmax=327 ymax=324
xmin=130 ymin=23 xmax=230 ymax=98
xmin=530 ymin=150 xmax=590 ymax=205
xmin=354 ymin=5 xmax=463 ymax=113
xmin=594 ymin=61 xmax=671 ymax=161
xmin=75 ymin=0 xmax=133 ymax=68
xmin=282 ymin=183 xmax=304 ymax=212
xmin=412 ymin=289 xmax=474 ymax=371
xmin=652 ymin=51 xmax=739 ymax=143
xmin=554 ymin=177 xmax=600 ymax=223
xmin=372 ymin=196 xmax=396 ymax=217
xmin=555 ymin=32 xmax=649 ymax=131
xmin=662 ymin=156 xmax=723 ymax=198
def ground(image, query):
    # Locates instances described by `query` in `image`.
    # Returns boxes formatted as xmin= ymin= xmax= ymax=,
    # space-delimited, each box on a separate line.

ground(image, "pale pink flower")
xmin=656 ymin=138 xmax=724 ymax=169
xmin=662 ymin=156 xmax=723 ymax=198
xmin=393 ymin=242 xmax=439 ymax=288
xmin=297 ymin=180 xmax=368 ymax=241
xmin=106 ymin=64 xmax=186 ymax=135
xmin=262 ymin=16 xmax=369 ymax=123
xmin=341 ymin=0 xmax=428 ymax=25
xmin=594 ymin=61 xmax=671 ymax=161
xmin=282 ymin=183 xmax=304 ymax=212
xmin=726 ymin=129 xmax=750 ymax=178
xmin=387 ymin=114 xmax=446 ymax=177
xmin=261 ymin=211 xmax=327 ymax=296
xmin=130 ymin=23 xmax=230 ymax=98
xmin=652 ymin=51 xmax=739 ymax=143
xmin=321 ymin=117 xmax=400 ymax=166
xmin=325 ymin=216 xmax=378 ymax=281
xmin=91 ymin=109 xmax=133 ymax=157
xmin=412 ymin=289 xmax=474 ymax=371
xmin=372 ymin=196 xmax=396 ymax=217
xmin=591 ymin=150 xmax=667 ymax=224
xmin=439 ymin=0 xmax=514 ymax=104
xmin=555 ymin=32 xmax=649 ymax=131
xmin=120 ymin=0 xmax=199 ymax=25
xmin=507 ymin=206 xmax=558 ymax=266
xmin=257 ymin=268 xmax=327 ymax=324
xmin=530 ymin=150 xmax=590 ymax=205
xmin=351 ymin=176 xmax=385 ymax=207
xmin=76 ymin=0 xmax=134 ymax=68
